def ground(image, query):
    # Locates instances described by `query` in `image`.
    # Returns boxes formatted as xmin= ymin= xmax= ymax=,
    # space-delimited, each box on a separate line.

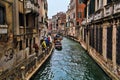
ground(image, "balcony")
xmin=25 ymin=0 xmax=39 ymax=14
xmin=94 ymin=9 xmax=103 ymax=20
xmin=81 ymin=18 xmax=87 ymax=25
xmin=88 ymin=15 xmax=93 ymax=23
xmin=26 ymin=27 xmax=33 ymax=34
xmin=104 ymin=4 xmax=113 ymax=17
xmin=19 ymin=26 xmax=37 ymax=35
xmin=69 ymin=19 xmax=74 ymax=23
xmin=19 ymin=26 xmax=24 ymax=35
xmin=114 ymin=1 xmax=120 ymax=14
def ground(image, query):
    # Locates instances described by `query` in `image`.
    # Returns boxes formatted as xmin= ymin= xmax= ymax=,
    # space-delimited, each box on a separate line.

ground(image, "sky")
xmin=47 ymin=0 xmax=70 ymax=19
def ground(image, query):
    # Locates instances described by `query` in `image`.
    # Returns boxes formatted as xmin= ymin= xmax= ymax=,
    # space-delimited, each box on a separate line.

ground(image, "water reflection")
xmin=31 ymin=37 xmax=111 ymax=80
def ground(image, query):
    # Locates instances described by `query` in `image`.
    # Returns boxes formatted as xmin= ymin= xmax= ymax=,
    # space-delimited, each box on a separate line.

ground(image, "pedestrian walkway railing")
xmin=0 ymin=44 xmax=53 ymax=80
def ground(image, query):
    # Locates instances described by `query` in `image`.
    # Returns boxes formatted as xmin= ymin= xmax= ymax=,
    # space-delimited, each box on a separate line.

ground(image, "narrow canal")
xmin=31 ymin=37 xmax=111 ymax=80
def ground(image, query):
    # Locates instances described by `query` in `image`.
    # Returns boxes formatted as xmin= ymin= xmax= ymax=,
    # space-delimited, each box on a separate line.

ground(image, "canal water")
xmin=31 ymin=37 xmax=111 ymax=80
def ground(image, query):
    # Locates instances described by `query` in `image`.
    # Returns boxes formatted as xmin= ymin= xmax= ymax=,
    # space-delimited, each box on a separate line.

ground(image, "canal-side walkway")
xmin=25 ymin=44 xmax=54 ymax=80
xmin=68 ymin=36 xmax=120 ymax=80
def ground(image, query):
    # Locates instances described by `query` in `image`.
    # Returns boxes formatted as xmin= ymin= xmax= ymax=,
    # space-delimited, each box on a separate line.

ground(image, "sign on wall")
xmin=0 ymin=25 xmax=8 ymax=34
xmin=0 ymin=25 xmax=8 ymax=41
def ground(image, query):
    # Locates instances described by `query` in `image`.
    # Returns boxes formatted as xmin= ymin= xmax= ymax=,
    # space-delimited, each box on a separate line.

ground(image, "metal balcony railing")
xmin=18 ymin=26 xmax=37 ymax=36
xmin=25 ymin=0 xmax=39 ymax=14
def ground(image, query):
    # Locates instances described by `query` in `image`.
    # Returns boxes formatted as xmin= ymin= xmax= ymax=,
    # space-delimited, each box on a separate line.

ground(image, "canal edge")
xmin=67 ymin=37 xmax=120 ymax=80
xmin=25 ymin=45 xmax=54 ymax=80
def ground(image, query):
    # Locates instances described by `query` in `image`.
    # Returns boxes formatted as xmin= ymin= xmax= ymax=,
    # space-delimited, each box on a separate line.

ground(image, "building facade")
xmin=38 ymin=0 xmax=48 ymax=39
xmin=51 ymin=12 xmax=66 ymax=35
xmin=0 ymin=0 xmax=48 ymax=79
xmin=66 ymin=0 xmax=86 ymax=38
xmin=80 ymin=0 xmax=120 ymax=79
xmin=48 ymin=19 xmax=52 ymax=34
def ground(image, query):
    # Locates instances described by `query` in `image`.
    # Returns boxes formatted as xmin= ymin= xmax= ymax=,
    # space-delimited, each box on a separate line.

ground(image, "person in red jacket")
xmin=33 ymin=43 xmax=39 ymax=56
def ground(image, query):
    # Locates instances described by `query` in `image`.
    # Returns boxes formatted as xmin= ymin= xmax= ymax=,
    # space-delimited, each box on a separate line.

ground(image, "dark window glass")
xmin=107 ymin=0 xmax=112 ymax=4
xmin=0 ymin=6 xmax=5 ymax=24
xmin=19 ymin=41 xmax=22 ymax=50
xmin=107 ymin=27 xmax=112 ymax=60
xmin=84 ymin=7 xmax=87 ymax=18
xmin=116 ymin=26 xmax=120 ymax=65
xmin=19 ymin=13 xmax=24 ymax=26
xmin=89 ymin=0 xmax=95 ymax=15
xmin=26 ymin=39 xmax=28 ymax=47
xmin=41 ymin=17 xmax=43 ymax=23
xmin=77 ymin=22 xmax=79 ymax=25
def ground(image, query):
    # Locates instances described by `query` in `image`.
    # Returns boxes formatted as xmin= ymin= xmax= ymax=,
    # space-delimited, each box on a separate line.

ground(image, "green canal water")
xmin=31 ymin=37 xmax=111 ymax=80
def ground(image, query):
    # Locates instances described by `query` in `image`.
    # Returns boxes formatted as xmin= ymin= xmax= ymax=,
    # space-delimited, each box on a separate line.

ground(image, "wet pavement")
xmin=31 ymin=37 xmax=111 ymax=80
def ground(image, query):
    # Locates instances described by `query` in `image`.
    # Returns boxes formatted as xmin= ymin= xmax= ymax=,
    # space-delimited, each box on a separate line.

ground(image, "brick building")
xmin=51 ymin=12 xmax=66 ymax=35
xmin=66 ymin=0 xmax=87 ymax=38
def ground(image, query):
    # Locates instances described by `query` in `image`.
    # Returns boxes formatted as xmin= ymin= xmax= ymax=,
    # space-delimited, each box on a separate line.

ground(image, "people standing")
xmin=33 ymin=43 xmax=39 ymax=56
xmin=40 ymin=39 xmax=47 ymax=51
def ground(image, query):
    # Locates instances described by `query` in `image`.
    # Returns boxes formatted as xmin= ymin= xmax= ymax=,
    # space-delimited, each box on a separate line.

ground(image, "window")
xmin=19 ymin=13 xmax=24 ymax=26
xmin=0 ymin=34 xmax=8 ymax=42
xmin=26 ymin=39 xmax=28 ymax=47
xmin=19 ymin=41 xmax=22 ymax=50
xmin=73 ymin=13 xmax=75 ymax=18
xmin=89 ymin=0 xmax=95 ymax=15
xmin=41 ymin=17 xmax=43 ymax=23
xmin=77 ymin=22 xmax=79 ymax=25
xmin=29 ymin=39 xmax=32 ymax=54
xmin=107 ymin=0 xmax=112 ymax=4
xmin=33 ymin=38 xmax=35 ymax=44
xmin=0 ymin=6 xmax=5 ymax=24
xmin=79 ymin=0 xmax=84 ymax=3
xmin=78 ymin=12 xmax=82 ymax=18
xmin=84 ymin=7 xmax=87 ymax=18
